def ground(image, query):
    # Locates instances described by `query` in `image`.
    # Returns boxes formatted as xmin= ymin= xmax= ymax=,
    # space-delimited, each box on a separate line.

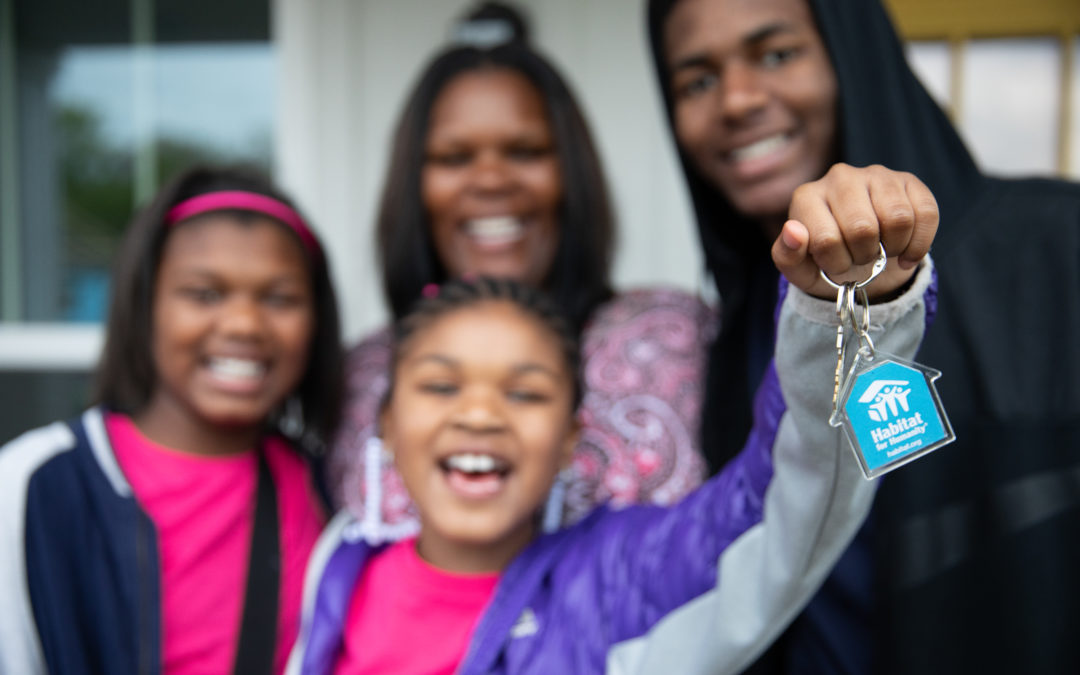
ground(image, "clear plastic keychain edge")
xmin=831 ymin=347 xmax=957 ymax=480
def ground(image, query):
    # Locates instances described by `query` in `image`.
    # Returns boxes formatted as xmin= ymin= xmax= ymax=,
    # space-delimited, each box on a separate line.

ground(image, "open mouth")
xmin=464 ymin=216 xmax=526 ymax=249
xmin=728 ymin=132 xmax=791 ymax=163
xmin=205 ymin=356 xmax=267 ymax=392
xmin=439 ymin=452 xmax=512 ymax=499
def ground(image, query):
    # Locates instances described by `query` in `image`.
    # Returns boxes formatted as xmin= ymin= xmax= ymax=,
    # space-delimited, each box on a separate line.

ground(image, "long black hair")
xmin=93 ymin=165 xmax=345 ymax=453
xmin=376 ymin=23 xmax=615 ymax=335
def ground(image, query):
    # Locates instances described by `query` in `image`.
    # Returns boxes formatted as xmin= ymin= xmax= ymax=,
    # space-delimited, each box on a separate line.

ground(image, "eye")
xmin=263 ymin=291 xmax=305 ymax=308
xmin=419 ymin=380 xmax=459 ymax=396
xmin=428 ymin=150 xmax=472 ymax=168
xmin=674 ymin=71 xmax=718 ymax=100
xmin=507 ymin=388 xmax=550 ymax=404
xmin=506 ymin=144 xmax=552 ymax=163
xmin=761 ymin=47 xmax=800 ymax=69
xmin=180 ymin=286 xmax=222 ymax=304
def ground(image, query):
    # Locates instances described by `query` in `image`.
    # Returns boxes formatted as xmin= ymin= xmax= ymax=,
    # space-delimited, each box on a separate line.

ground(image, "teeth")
xmin=446 ymin=453 xmax=498 ymax=474
xmin=209 ymin=357 xmax=264 ymax=379
xmin=730 ymin=134 xmax=788 ymax=162
xmin=466 ymin=216 xmax=524 ymax=245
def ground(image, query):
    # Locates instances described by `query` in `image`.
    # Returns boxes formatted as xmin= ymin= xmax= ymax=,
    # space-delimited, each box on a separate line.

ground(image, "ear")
xmin=558 ymin=413 xmax=582 ymax=471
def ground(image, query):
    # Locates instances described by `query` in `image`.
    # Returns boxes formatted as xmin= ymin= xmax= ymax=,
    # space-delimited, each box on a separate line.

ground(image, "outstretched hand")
xmin=772 ymin=163 xmax=939 ymax=301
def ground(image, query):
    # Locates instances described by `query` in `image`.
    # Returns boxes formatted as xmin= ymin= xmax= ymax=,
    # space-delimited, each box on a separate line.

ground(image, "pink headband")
xmin=164 ymin=190 xmax=322 ymax=259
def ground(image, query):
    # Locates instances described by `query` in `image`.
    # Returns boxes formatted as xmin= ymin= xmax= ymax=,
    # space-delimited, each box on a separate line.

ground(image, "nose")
xmin=718 ymin=61 xmax=768 ymax=122
xmin=451 ymin=385 xmax=507 ymax=433
xmin=219 ymin=294 xmax=266 ymax=339
xmin=469 ymin=149 xmax=515 ymax=195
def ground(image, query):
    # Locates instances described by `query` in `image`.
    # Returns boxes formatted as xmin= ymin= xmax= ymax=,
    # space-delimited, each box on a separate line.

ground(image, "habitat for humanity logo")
xmin=861 ymin=377 xmax=926 ymax=448
xmin=850 ymin=372 xmax=930 ymax=457
xmin=858 ymin=380 xmax=911 ymax=422
xmin=841 ymin=359 xmax=953 ymax=476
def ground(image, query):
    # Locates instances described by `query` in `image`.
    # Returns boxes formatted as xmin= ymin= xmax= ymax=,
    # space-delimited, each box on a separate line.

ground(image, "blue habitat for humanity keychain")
xmin=822 ymin=244 xmax=955 ymax=479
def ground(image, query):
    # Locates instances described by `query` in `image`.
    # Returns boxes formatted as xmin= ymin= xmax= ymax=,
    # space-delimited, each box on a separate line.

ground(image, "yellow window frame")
xmin=885 ymin=0 xmax=1079 ymax=174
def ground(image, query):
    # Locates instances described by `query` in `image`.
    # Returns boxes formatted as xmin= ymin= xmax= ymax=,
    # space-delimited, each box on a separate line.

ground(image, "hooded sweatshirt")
xmin=647 ymin=0 xmax=1080 ymax=673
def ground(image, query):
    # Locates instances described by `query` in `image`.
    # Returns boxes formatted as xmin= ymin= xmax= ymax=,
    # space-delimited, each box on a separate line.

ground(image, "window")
xmin=887 ymin=0 xmax=1080 ymax=178
xmin=0 ymin=0 xmax=275 ymax=441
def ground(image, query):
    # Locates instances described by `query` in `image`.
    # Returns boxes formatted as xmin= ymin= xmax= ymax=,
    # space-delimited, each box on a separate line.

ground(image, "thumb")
xmin=772 ymin=219 xmax=817 ymax=292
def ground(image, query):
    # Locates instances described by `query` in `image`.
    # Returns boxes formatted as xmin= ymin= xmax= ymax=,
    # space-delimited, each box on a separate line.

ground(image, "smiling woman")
xmin=424 ymin=68 xmax=562 ymax=287
xmin=327 ymin=2 xmax=713 ymax=538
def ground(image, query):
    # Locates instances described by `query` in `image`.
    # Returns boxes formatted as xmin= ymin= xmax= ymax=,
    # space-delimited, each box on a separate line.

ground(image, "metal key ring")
xmin=818 ymin=241 xmax=888 ymax=290
xmin=848 ymin=285 xmax=872 ymax=338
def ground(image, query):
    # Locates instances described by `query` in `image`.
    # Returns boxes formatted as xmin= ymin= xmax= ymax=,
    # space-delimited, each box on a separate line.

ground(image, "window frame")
xmin=0 ymin=0 xmax=277 ymax=374
xmin=886 ymin=0 xmax=1078 ymax=176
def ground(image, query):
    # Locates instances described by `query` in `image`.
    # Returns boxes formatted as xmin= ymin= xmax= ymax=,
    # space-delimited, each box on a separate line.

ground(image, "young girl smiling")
xmin=0 ymin=166 xmax=343 ymax=675
xmin=289 ymin=169 xmax=939 ymax=673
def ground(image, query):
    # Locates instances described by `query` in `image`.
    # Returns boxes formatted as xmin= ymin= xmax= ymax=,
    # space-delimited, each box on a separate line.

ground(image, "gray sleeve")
xmin=605 ymin=259 xmax=934 ymax=675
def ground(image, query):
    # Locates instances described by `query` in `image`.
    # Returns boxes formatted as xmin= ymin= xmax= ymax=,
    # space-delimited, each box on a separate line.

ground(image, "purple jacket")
xmin=286 ymin=263 xmax=934 ymax=675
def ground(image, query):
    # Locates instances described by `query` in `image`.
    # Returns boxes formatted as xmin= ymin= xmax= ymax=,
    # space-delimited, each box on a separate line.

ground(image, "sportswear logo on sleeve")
xmin=510 ymin=608 xmax=539 ymax=638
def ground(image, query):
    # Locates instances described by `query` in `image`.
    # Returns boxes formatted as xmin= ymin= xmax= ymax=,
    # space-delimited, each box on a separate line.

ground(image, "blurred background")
xmin=1 ymin=0 xmax=1078 ymax=442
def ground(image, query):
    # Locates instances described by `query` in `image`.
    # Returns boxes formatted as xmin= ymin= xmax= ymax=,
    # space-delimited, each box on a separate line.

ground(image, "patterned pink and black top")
xmin=325 ymin=288 xmax=714 ymax=531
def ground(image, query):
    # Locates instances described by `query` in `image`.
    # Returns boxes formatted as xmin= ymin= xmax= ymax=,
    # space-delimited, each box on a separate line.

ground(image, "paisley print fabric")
xmin=326 ymin=288 xmax=714 ymax=530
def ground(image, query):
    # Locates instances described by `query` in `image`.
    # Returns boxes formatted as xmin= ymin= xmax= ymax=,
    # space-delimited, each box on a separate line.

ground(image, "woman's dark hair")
xmin=390 ymin=277 xmax=582 ymax=411
xmin=376 ymin=16 xmax=615 ymax=335
xmin=93 ymin=165 xmax=345 ymax=453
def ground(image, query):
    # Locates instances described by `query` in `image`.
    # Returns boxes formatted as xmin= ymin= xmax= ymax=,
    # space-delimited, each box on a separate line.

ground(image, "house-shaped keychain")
xmin=831 ymin=349 xmax=956 ymax=480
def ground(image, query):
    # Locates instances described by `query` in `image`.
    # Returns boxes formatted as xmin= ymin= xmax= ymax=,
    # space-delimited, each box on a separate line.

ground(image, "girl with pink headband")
xmin=0 ymin=165 xmax=344 ymax=675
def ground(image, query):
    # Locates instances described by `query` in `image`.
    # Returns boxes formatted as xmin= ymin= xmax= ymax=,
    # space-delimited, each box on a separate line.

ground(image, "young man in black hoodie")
xmin=647 ymin=0 xmax=1080 ymax=673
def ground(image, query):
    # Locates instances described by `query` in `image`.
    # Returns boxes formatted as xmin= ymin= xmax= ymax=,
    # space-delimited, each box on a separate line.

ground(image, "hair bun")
xmin=453 ymin=1 xmax=530 ymax=47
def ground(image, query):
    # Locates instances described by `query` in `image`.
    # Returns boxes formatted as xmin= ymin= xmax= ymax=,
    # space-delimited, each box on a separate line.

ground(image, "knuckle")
xmin=866 ymin=163 xmax=892 ymax=179
xmin=846 ymin=218 xmax=879 ymax=244
xmin=883 ymin=205 xmax=915 ymax=229
xmin=846 ymin=220 xmax=882 ymax=265
xmin=808 ymin=230 xmax=842 ymax=257
xmin=914 ymin=199 xmax=940 ymax=224
xmin=792 ymin=181 xmax=817 ymax=199
xmin=831 ymin=162 xmax=855 ymax=178
xmin=790 ymin=183 xmax=821 ymax=210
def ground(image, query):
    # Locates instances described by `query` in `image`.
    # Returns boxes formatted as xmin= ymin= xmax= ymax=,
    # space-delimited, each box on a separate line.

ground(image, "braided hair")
xmin=389 ymin=277 xmax=582 ymax=411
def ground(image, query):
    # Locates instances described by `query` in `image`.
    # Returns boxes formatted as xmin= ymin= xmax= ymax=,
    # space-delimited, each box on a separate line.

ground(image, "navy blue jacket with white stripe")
xmin=1 ymin=409 xmax=162 ymax=674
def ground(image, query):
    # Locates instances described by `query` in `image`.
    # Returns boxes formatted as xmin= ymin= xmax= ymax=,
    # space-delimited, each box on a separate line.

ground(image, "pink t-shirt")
xmin=107 ymin=413 xmax=325 ymax=675
xmin=334 ymin=538 xmax=500 ymax=675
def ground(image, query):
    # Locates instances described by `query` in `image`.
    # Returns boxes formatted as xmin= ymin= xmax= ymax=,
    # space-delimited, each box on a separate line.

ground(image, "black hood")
xmin=646 ymin=0 xmax=988 ymax=470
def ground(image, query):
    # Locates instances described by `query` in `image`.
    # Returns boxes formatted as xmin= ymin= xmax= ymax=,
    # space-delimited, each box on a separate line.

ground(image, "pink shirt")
xmin=107 ymin=414 xmax=325 ymax=675
xmin=334 ymin=538 xmax=500 ymax=675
